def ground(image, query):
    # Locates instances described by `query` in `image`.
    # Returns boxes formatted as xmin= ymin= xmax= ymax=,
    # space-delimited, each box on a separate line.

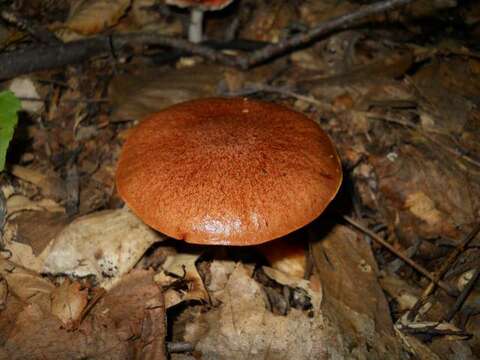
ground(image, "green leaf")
xmin=0 ymin=90 xmax=21 ymax=172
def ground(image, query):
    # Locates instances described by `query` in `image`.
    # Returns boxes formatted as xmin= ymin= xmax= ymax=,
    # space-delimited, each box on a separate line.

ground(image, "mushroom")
xmin=116 ymin=97 xmax=342 ymax=251
xmin=165 ymin=0 xmax=235 ymax=43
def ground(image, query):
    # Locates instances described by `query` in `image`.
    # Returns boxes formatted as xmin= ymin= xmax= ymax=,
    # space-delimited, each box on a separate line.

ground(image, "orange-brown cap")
xmin=116 ymin=97 xmax=342 ymax=246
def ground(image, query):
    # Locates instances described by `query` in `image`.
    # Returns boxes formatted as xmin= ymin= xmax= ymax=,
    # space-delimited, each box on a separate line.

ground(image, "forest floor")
xmin=0 ymin=0 xmax=479 ymax=359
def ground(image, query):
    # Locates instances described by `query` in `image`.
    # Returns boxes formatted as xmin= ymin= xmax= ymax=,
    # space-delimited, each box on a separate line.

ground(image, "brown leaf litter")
xmin=1 ymin=1 xmax=480 ymax=359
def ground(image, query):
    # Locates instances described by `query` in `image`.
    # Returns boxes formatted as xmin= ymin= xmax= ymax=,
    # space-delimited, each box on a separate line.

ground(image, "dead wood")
xmin=0 ymin=0 xmax=415 ymax=80
xmin=242 ymin=0 xmax=415 ymax=67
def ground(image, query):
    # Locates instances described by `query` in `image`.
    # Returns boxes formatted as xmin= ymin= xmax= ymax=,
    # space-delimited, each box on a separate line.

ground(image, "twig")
xmin=445 ymin=267 xmax=480 ymax=322
xmin=241 ymin=0 xmax=415 ymax=68
xmin=397 ymin=322 xmax=471 ymax=339
xmin=0 ymin=36 xmax=110 ymax=80
xmin=18 ymin=96 xmax=109 ymax=104
xmin=112 ymin=33 xmax=239 ymax=66
xmin=342 ymin=215 xmax=458 ymax=296
xmin=364 ymin=112 xmax=480 ymax=169
xmin=0 ymin=0 xmax=416 ymax=78
xmin=79 ymin=287 xmax=106 ymax=326
xmin=167 ymin=342 xmax=194 ymax=353
xmin=421 ymin=132 xmax=480 ymax=169
xmin=150 ymin=38 xmax=266 ymax=65
xmin=406 ymin=223 xmax=480 ymax=321
xmin=223 ymin=83 xmax=332 ymax=111
xmin=0 ymin=34 xmax=240 ymax=80
xmin=260 ymin=84 xmax=332 ymax=110
xmin=429 ymin=223 xmax=480 ymax=292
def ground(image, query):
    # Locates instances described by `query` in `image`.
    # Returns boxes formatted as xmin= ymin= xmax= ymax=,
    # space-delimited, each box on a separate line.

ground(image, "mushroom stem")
xmin=257 ymin=238 xmax=307 ymax=279
xmin=188 ymin=8 xmax=204 ymax=43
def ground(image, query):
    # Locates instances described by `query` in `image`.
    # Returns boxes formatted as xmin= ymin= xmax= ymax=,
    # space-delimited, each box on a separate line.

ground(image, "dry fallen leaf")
xmin=2 ymin=239 xmax=45 ymax=273
xmin=93 ymin=269 xmax=164 ymax=343
xmin=10 ymin=165 xmax=66 ymax=201
xmin=379 ymin=272 xmax=422 ymax=314
xmin=65 ymin=0 xmax=132 ymax=35
xmin=0 ymin=259 xmax=54 ymax=314
xmin=205 ymin=259 xmax=236 ymax=294
xmin=154 ymin=251 xmax=208 ymax=308
xmin=405 ymin=191 xmax=443 ymax=227
xmin=50 ymin=279 xmax=89 ymax=329
xmin=0 ymin=269 xmax=163 ymax=359
xmin=43 ymin=207 xmax=164 ymax=289
xmin=2 ymin=209 xmax=68 ymax=272
xmin=109 ymin=64 xmax=225 ymax=122
xmin=186 ymin=263 xmax=327 ymax=360
xmin=8 ymin=77 xmax=43 ymax=113
xmin=131 ymin=0 xmax=182 ymax=35
xmin=372 ymin=144 xmax=477 ymax=241
xmin=7 ymin=195 xmax=64 ymax=215
xmin=10 ymin=210 xmax=68 ymax=253
xmin=1 ymin=301 xmax=128 ymax=359
xmin=311 ymin=224 xmax=403 ymax=358
xmin=261 ymin=266 xmax=312 ymax=290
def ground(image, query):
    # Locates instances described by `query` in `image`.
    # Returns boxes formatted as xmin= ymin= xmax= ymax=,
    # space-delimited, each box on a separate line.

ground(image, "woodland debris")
xmin=310 ymin=224 xmax=403 ymax=358
xmin=0 ymin=0 xmax=479 ymax=358
xmin=43 ymin=207 xmax=164 ymax=289
xmin=0 ymin=0 xmax=415 ymax=79
xmin=184 ymin=263 xmax=326 ymax=360
xmin=109 ymin=64 xmax=224 ymax=122
xmin=63 ymin=0 xmax=132 ymax=36
xmin=155 ymin=251 xmax=209 ymax=308
xmin=0 ymin=266 xmax=164 ymax=360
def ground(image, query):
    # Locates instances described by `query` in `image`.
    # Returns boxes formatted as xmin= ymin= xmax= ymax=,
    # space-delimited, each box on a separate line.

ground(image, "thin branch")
xmin=364 ymin=112 xmax=480 ymax=169
xmin=421 ymin=132 xmax=480 ymax=169
xmin=342 ymin=215 xmax=458 ymax=296
xmin=0 ymin=36 xmax=109 ymax=80
xmin=167 ymin=342 xmax=194 ymax=353
xmin=112 ymin=33 xmax=239 ymax=66
xmin=445 ymin=267 xmax=480 ymax=322
xmin=407 ymin=223 xmax=480 ymax=320
xmin=431 ymin=223 xmax=480 ymax=289
xmin=241 ymin=0 xmax=415 ymax=68
xmin=222 ymin=83 xmax=333 ymax=111
xmin=0 ymin=34 xmax=242 ymax=80
xmin=0 ymin=0 xmax=416 ymax=79
xmin=397 ymin=322 xmax=471 ymax=339
xmin=18 ymin=96 xmax=109 ymax=104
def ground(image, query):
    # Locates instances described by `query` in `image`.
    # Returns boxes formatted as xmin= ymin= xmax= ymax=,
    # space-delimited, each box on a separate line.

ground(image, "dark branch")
xmin=0 ymin=0 xmax=416 ymax=79
xmin=241 ymin=0 xmax=415 ymax=68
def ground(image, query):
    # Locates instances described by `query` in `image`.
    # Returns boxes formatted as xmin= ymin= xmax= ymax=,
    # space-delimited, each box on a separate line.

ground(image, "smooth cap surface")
xmin=116 ymin=97 xmax=342 ymax=245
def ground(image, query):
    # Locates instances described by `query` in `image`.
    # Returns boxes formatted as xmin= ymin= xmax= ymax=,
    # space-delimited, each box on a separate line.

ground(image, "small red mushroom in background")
xmin=116 ymin=97 xmax=342 ymax=276
xmin=165 ymin=0 xmax=235 ymax=43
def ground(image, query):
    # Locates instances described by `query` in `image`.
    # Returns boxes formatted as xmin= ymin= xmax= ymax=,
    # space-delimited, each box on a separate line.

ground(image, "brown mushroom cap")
xmin=116 ymin=97 xmax=342 ymax=245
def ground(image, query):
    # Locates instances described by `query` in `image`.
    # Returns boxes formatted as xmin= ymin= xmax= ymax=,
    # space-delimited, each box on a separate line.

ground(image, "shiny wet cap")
xmin=116 ymin=97 xmax=342 ymax=245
